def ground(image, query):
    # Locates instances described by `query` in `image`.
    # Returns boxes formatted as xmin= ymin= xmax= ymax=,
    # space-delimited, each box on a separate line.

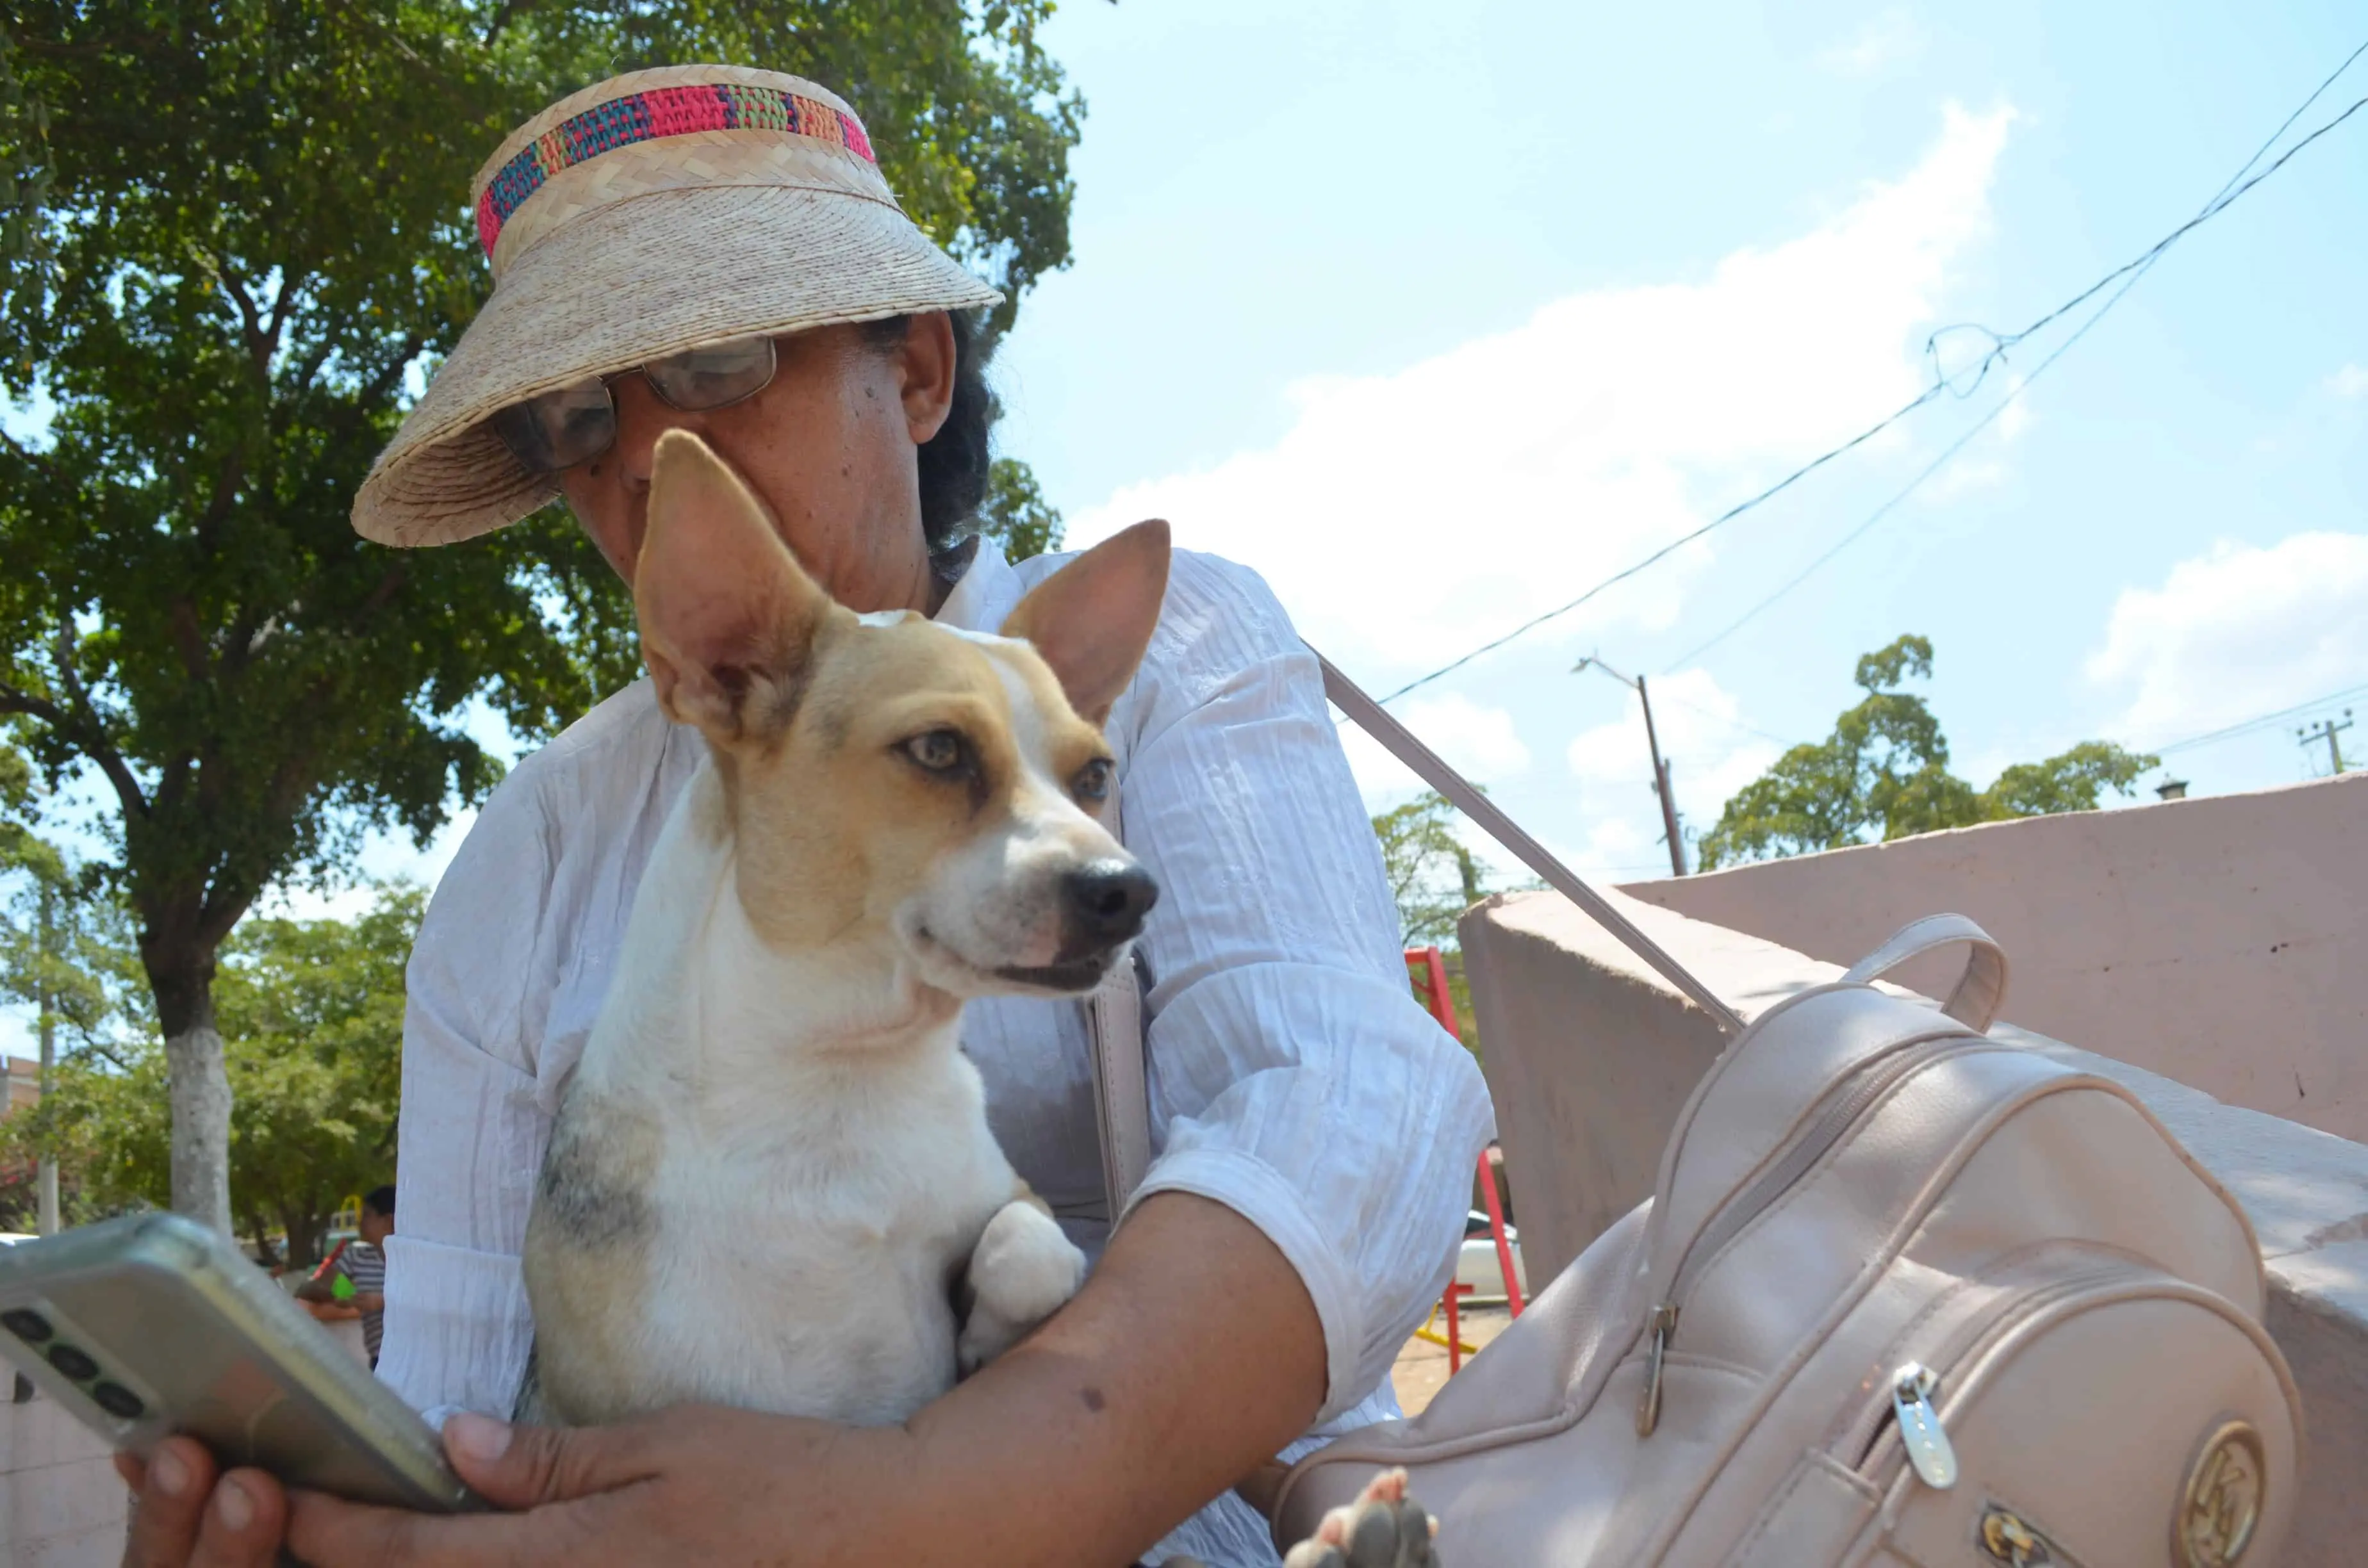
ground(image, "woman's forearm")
xmin=905 ymin=1190 xmax=1328 ymax=1567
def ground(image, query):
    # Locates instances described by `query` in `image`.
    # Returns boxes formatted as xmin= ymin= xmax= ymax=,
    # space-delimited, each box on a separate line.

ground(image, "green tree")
xmin=1698 ymin=635 xmax=2158 ymax=869
xmin=3 ymin=885 xmax=419 ymax=1263
xmin=976 ymin=456 xmax=1067 ymax=562
xmin=1372 ymin=791 xmax=1489 ymax=947
xmin=212 ymin=888 xmax=416 ymax=1267
xmin=0 ymin=1 xmax=1086 ymax=1231
xmin=1371 ymin=791 xmax=1501 ymax=1056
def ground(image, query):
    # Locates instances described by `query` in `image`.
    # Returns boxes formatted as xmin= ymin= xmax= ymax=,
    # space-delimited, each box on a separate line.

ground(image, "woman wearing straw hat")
xmin=120 ymin=66 xmax=1491 ymax=1568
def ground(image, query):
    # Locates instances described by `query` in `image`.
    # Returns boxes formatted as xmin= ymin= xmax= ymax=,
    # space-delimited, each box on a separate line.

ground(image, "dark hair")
xmin=863 ymin=310 xmax=994 ymax=550
xmin=364 ymin=1185 xmax=397 ymax=1218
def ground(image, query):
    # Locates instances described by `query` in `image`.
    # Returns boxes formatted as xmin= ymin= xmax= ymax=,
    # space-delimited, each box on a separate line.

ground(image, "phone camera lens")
xmin=90 ymin=1381 xmax=145 ymax=1420
xmin=1 ymin=1309 xmax=53 ymax=1343
xmin=45 ymin=1343 xmax=99 ymax=1382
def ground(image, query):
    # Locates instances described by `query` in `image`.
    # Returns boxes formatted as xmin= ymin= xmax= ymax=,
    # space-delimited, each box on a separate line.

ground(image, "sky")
xmin=991 ymin=0 xmax=2368 ymax=881
xmin=6 ymin=1 xmax=2368 ymax=1050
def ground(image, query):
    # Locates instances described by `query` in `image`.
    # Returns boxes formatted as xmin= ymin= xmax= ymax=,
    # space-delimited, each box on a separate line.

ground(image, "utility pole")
xmin=2296 ymin=709 xmax=2353 ymax=776
xmin=36 ymin=880 xmax=59 ymax=1237
xmin=1575 ymin=657 xmax=1688 ymax=877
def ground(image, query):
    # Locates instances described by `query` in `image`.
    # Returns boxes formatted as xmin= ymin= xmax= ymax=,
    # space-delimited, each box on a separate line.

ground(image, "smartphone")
xmin=0 ymin=1211 xmax=479 ymax=1512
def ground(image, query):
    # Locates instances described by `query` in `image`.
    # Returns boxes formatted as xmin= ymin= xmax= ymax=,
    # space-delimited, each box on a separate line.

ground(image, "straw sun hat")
xmin=350 ymin=64 xmax=1003 ymax=548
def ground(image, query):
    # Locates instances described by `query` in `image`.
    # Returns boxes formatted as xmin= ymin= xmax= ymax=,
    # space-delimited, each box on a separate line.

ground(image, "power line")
xmin=1372 ymin=40 xmax=2368 ymax=708
xmin=1669 ymin=273 xmax=2135 ymax=667
xmin=2145 ymin=682 xmax=2368 ymax=757
xmin=1670 ymin=76 xmax=2368 ymax=667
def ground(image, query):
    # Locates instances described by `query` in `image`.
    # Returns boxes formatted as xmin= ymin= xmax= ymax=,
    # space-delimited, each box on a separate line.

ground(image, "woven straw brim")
xmin=352 ymin=184 xmax=1001 ymax=548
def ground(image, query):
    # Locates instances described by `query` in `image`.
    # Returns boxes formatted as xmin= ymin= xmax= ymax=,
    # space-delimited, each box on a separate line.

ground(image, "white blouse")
xmin=377 ymin=538 xmax=1497 ymax=1565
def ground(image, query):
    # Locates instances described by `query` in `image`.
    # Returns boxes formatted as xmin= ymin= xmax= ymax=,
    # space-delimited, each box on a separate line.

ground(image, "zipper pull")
xmin=1890 ymin=1362 xmax=1959 ymax=1489
xmin=1635 ymin=1303 xmax=1679 ymax=1437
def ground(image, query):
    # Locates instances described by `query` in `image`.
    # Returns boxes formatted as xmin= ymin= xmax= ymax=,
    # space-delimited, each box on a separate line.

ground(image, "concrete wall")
xmin=1619 ymin=772 xmax=2368 ymax=1140
xmin=0 ymin=1392 xmax=126 ymax=1565
xmin=1461 ymin=887 xmax=2368 ymax=1563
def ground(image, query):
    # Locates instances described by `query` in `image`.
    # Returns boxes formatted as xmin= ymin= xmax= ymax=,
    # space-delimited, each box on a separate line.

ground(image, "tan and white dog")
xmin=520 ymin=430 xmax=1169 ymax=1428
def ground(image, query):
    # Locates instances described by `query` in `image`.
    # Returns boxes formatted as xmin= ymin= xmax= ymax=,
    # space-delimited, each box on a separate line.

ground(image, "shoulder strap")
xmin=1084 ymin=778 xmax=1155 ymax=1220
xmin=1080 ymin=646 xmax=1750 ymax=1224
xmin=1311 ymin=649 xmax=1745 ymax=1036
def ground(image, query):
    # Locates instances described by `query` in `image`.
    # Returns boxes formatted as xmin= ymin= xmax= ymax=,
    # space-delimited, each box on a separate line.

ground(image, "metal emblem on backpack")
xmin=2177 ymin=1420 xmax=2265 ymax=1567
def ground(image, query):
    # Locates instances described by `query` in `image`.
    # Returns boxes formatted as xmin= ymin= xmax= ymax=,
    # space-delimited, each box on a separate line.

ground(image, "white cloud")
xmin=2328 ymin=364 xmax=2368 ymax=399
xmin=1566 ymin=669 xmax=1784 ymax=878
xmin=1068 ymin=106 xmax=2017 ymax=685
xmin=2087 ymin=532 xmax=2368 ymax=746
xmin=1817 ymin=9 xmax=1927 ymax=78
xmin=1341 ymin=692 xmax=1531 ymax=801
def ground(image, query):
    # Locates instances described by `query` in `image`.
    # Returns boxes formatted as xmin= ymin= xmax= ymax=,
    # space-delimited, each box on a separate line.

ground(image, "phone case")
xmin=0 ymin=1212 xmax=477 ymax=1512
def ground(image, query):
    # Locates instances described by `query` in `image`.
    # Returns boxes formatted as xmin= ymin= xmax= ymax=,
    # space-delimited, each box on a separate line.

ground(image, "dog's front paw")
xmin=958 ymin=1199 xmax=1087 ymax=1373
xmin=1283 ymin=1469 xmax=1439 ymax=1568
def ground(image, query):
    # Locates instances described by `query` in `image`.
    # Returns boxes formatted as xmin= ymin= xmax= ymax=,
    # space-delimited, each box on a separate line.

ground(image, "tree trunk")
xmin=35 ymin=882 xmax=60 ymax=1237
xmin=147 ymin=943 xmax=234 ymax=1236
xmin=165 ymin=1014 xmax=233 ymax=1234
xmin=279 ymin=1202 xmax=323 ymax=1271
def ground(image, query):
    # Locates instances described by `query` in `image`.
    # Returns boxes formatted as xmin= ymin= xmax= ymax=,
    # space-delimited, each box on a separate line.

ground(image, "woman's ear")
xmin=897 ymin=311 xmax=959 ymax=446
xmin=1000 ymin=519 xmax=1172 ymax=727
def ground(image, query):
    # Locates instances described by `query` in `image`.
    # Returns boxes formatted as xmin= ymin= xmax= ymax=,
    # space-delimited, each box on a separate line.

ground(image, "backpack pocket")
xmin=1841 ymin=1251 xmax=2299 ymax=1568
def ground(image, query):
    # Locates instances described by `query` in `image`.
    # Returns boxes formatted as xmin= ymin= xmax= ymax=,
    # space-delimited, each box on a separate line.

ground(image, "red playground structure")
xmin=1406 ymin=946 xmax=1524 ymax=1373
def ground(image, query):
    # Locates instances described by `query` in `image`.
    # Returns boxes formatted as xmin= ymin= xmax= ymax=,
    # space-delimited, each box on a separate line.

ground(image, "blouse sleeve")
xmin=374 ymin=774 xmax=557 ymax=1424
xmin=1116 ymin=551 xmax=1497 ymax=1424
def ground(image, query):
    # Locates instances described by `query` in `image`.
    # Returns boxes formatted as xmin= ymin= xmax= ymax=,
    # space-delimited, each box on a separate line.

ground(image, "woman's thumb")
xmin=443 ymin=1410 xmax=639 ymax=1509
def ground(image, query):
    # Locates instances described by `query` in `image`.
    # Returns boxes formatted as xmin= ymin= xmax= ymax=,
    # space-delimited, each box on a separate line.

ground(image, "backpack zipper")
xmin=1840 ymin=1252 xmax=2137 ymax=1477
xmin=1634 ymin=1034 xmax=1996 ymax=1437
xmin=1975 ymin=1504 xmax=2087 ymax=1568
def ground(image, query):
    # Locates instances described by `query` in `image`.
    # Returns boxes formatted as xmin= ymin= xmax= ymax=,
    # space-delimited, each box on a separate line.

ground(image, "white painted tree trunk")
xmin=167 ymin=1020 xmax=234 ymax=1236
xmin=37 ymin=884 xmax=59 ymax=1237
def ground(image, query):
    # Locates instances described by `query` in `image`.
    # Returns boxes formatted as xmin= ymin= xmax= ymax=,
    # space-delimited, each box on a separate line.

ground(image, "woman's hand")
xmin=117 ymin=1437 xmax=290 ymax=1567
xmin=116 ymin=1409 xmax=919 ymax=1568
xmin=290 ymin=1407 xmax=919 ymax=1566
xmin=114 ymin=1192 xmax=1325 ymax=1567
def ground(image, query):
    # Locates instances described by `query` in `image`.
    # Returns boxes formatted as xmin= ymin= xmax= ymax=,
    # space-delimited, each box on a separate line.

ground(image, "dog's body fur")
xmin=520 ymin=763 xmax=1083 ymax=1425
xmin=520 ymin=431 xmax=1167 ymax=1429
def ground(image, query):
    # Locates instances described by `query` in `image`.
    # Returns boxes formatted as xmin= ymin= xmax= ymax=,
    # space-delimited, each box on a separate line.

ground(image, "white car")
xmin=1452 ymin=1208 xmax=1526 ymax=1302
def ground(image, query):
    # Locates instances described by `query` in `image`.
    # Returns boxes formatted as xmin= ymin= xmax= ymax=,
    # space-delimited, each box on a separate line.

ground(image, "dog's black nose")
xmin=1062 ymin=862 xmax=1160 ymax=949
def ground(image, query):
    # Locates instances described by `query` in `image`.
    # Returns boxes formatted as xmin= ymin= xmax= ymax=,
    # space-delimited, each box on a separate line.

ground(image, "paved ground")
xmin=1390 ymin=1304 xmax=1512 ymax=1416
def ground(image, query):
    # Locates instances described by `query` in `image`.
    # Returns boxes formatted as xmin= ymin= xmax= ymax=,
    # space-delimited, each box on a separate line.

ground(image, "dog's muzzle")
xmin=993 ymin=860 xmax=1159 ymax=992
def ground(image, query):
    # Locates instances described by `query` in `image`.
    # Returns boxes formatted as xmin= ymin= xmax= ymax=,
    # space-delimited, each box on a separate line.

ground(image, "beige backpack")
xmin=1267 ymin=913 xmax=2301 ymax=1567
xmin=1088 ymin=653 xmax=2303 ymax=1568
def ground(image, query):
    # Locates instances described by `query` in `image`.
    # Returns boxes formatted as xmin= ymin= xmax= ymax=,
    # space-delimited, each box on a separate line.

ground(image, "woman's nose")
xmin=607 ymin=372 xmax=707 ymax=492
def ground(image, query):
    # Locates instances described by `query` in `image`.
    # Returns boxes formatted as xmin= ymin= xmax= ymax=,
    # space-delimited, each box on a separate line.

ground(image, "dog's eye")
xmin=1073 ymin=758 xmax=1114 ymax=802
xmin=903 ymin=730 xmax=966 ymax=772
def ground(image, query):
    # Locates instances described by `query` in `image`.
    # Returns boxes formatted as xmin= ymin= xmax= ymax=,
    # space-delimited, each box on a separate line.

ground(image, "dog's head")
xmin=633 ymin=430 xmax=1169 ymax=999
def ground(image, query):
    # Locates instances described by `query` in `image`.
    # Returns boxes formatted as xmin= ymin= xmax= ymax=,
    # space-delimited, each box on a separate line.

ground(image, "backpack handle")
xmin=1839 ymin=913 xmax=2010 ymax=1032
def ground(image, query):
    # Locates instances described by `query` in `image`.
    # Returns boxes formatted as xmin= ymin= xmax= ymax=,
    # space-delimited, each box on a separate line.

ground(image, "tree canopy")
xmin=1697 ymin=635 xmax=2158 ymax=870
xmin=1370 ymin=790 xmax=1508 ymax=1057
xmin=2 ymin=883 xmax=419 ymax=1265
xmin=0 ymin=0 xmax=1087 ymax=1229
xmin=977 ymin=456 xmax=1067 ymax=562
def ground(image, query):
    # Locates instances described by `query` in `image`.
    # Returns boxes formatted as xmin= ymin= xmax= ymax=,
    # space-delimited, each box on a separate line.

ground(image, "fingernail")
xmin=152 ymin=1446 xmax=190 ymax=1498
xmin=447 ymin=1411 xmax=514 ymax=1462
xmin=217 ymin=1476 xmax=255 ymax=1533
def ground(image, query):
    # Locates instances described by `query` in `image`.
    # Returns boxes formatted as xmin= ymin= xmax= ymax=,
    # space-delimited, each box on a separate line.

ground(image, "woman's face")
xmin=559 ymin=314 xmax=958 ymax=615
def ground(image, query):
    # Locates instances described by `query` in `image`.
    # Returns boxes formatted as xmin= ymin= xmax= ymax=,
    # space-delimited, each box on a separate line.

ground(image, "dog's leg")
xmin=957 ymin=1195 xmax=1088 ymax=1373
xmin=1276 ymin=1469 xmax=1439 ymax=1568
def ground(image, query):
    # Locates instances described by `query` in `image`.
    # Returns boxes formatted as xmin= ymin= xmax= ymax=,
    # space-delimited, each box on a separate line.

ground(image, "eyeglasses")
xmin=489 ymin=334 xmax=779 ymax=473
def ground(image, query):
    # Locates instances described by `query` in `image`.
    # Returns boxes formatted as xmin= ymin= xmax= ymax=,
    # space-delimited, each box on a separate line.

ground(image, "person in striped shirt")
xmin=298 ymin=1186 xmax=393 ymax=1366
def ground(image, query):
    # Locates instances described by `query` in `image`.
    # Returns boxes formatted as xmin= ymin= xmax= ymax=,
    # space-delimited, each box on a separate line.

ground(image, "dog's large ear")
xmin=999 ymin=519 xmax=1171 ymax=727
xmin=634 ymin=430 xmax=832 ymax=744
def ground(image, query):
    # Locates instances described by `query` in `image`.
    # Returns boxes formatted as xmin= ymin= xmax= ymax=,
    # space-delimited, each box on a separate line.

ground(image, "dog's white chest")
xmin=630 ymin=1120 xmax=1001 ymax=1424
